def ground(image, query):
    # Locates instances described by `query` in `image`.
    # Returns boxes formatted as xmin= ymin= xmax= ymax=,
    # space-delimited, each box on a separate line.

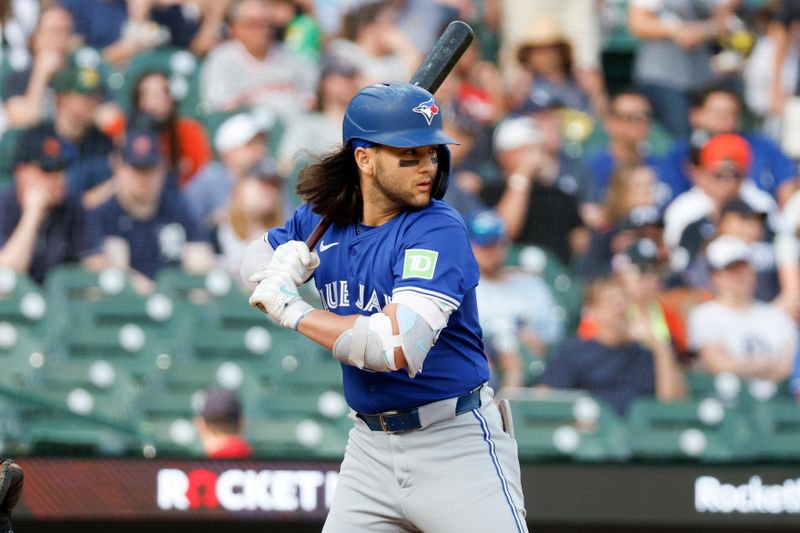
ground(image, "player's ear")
xmin=354 ymin=146 xmax=376 ymax=176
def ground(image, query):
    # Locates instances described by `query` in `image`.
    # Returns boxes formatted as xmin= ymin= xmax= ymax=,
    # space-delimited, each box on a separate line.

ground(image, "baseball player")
xmin=243 ymin=81 xmax=527 ymax=532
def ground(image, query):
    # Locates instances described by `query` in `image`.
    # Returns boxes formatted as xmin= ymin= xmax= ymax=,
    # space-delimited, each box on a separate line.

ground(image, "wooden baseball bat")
xmin=304 ymin=20 xmax=475 ymax=250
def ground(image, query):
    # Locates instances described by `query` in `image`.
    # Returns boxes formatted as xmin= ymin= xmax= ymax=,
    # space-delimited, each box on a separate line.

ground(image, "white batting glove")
xmin=250 ymin=240 xmax=320 ymax=286
xmin=248 ymin=271 xmax=313 ymax=330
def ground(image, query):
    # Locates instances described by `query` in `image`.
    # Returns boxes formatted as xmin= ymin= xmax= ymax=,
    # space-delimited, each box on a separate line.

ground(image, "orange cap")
xmin=700 ymin=133 xmax=751 ymax=170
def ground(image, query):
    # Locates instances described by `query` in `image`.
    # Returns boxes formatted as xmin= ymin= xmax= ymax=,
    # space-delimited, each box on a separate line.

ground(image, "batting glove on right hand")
xmin=250 ymin=240 xmax=320 ymax=286
xmin=249 ymin=270 xmax=314 ymax=330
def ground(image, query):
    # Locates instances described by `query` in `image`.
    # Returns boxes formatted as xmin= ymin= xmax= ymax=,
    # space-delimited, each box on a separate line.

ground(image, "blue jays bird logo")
xmin=412 ymin=98 xmax=439 ymax=125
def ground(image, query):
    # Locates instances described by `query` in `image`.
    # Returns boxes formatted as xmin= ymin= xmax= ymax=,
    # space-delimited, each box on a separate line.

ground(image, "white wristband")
xmin=507 ymin=173 xmax=531 ymax=192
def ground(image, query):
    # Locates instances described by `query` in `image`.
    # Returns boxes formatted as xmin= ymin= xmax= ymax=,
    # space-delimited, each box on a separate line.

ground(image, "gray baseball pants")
xmin=322 ymin=387 xmax=528 ymax=532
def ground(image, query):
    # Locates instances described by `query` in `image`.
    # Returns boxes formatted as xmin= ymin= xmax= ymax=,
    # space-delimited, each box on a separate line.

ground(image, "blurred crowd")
xmin=2 ymin=0 xmax=800 ymax=414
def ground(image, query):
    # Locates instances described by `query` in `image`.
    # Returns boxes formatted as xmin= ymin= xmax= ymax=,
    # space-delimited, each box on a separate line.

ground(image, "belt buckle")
xmin=378 ymin=410 xmax=399 ymax=432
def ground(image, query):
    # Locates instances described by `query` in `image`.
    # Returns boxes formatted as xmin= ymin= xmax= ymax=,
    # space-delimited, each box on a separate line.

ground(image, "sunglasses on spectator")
xmin=612 ymin=111 xmax=651 ymax=123
xmin=711 ymin=167 xmax=745 ymax=181
xmin=235 ymin=17 xmax=271 ymax=28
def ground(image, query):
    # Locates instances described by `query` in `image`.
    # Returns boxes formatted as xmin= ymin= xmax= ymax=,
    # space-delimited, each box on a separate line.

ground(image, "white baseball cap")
xmin=493 ymin=116 xmax=542 ymax=152
xmin=214 ymin=113 xmax=270 ymax=154
xmin=706 ymin=235 xmax=752 ymax=270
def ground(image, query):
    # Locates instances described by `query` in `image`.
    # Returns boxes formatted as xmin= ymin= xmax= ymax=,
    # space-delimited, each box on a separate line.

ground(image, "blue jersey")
xmin=268 ymin=200 xmax=490 ymax=413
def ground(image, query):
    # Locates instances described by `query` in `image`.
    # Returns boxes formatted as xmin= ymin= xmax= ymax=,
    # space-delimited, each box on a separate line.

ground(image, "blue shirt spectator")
xmin=659 ymin=85 xmax=799 ymax=205
xmin=83 ymin=194 xmax=204 ymax=279
xmin=0 ymin=123 xmax=86 ymax=283
xmin=538 ymin=276 xmax=686 ymax=416
xmin=82 ymin=126 xmax=209 ymax=281
xmin=539 ymin=337 xmax=656 ymax=416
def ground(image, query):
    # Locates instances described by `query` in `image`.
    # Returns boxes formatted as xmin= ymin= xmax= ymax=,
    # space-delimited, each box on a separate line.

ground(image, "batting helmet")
xmin=343 ymin=81 xmax=458 ymax=199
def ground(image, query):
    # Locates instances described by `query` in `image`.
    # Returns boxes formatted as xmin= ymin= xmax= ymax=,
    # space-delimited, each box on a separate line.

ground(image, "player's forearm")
xmin=297 ymin=309 xmax=407 ymax=369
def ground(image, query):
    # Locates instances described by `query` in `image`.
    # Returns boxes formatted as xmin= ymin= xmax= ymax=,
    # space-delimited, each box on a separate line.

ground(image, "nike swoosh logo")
xmin=319 ymin=240 xmax=339 ymax=252
xmin=280 ymin=285 xmax=299 ymax=297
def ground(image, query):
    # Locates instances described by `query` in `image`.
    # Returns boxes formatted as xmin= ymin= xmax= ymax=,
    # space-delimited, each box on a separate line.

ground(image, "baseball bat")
xmin=304 ymin=20 xmax=475 ymax=251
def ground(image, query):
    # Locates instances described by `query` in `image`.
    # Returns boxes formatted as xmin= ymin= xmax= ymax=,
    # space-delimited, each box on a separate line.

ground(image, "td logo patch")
xmin=402 ymin=249 xmax=438 ymax=280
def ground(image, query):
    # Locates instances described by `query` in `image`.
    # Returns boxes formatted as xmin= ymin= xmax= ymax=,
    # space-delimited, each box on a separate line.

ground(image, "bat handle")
xmin=305 ymin=219 xmax=331 ymax=251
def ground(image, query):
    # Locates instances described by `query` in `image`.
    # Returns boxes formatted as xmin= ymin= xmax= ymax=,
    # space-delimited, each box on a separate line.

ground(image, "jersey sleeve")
xmin=391 ymin=209 xmax=479 ymax=310
xmin=266 ymin=203 xmax=319 ymax=249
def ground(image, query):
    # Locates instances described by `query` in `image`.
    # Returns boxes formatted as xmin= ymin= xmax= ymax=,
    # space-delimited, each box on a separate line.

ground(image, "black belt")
xmin=357 ymin=386 xmax=483 ymax=433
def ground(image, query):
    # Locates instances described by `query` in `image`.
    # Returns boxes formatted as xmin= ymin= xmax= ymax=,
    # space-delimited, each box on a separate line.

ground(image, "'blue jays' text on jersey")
xmin=267 ymin=200 xmax=490 ymax=413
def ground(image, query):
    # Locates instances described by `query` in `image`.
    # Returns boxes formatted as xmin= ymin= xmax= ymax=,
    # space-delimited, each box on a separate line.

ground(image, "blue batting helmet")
xmin=343 ymin=81 xmax=458 ymax=199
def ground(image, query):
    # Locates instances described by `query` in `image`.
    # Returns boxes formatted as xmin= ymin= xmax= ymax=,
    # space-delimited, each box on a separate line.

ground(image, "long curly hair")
xmin=296 ymin=145 xmax=362 ymax=225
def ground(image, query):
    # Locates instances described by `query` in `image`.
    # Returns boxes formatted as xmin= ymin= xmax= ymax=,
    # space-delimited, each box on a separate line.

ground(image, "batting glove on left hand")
xmin=249 ymin=271 xmax=313 ymax=330
xmin=250 ymin=240 xmax=320 ymax=286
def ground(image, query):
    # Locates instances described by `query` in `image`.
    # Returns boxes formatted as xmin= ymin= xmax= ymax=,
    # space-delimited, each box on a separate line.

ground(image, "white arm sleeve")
xmin=239 ymin=233 xmax=275 ymax=291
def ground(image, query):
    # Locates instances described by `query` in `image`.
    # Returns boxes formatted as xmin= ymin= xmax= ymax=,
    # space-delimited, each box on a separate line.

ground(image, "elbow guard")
xmin=332 ymin=293 xmax=452 ymax=377
xmin=332 ymin=313 xmax=398 ymax=372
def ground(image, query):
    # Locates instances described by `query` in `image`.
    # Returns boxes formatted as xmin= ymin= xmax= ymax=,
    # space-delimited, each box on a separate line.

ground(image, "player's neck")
xmin=362 ymin=203 xmax=400 ymax=226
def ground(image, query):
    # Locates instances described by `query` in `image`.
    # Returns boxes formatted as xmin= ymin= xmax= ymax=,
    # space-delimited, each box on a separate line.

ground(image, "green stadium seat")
xmin=157 ymin=359 xmax=253 ymax=394
xmin=0 ymin=268 xmax=49 ymax=334
xmin=505 ymin=245 xmax=583 ymax=334
xmin=246 ymin=416 xmax=347 ymax=459
xmin=44 ymin=266 xmax=140 ymax=335
xmin=48 ymin=323 xmax=182 ymax=382
xmin=21 ymin=418 xmax=143 ymax=456
xmin=503 ymin=388 xmax=629 ymax=461
xmin=626 ymin=397 xmax=757 ymax=462
xmin=0 ymin=325 xmax=46 ymax=390
xmin=748 ymin=399 xmax=800 ymax=460
xmin=136 ymin=388 xmax=203 ymax=457
xmin=189 ymin=325 xmax=298 ymax=363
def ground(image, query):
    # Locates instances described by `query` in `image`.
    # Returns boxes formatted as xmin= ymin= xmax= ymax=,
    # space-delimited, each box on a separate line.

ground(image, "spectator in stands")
xmin=507 ymin=16 xmax=596 ymax=116
xmin=0 ymin=0 xmax=39 ymax=70
xmin=660 ymin=85 xmax=800 ymax=205
xmin=580 ymin=165 xmax=663 ymax=280
xmin=0 ymin=123 xmax=85 ymax=284
xmin=61 ymin=0 xmax=165 ymax=65
xmin=61 ymin=0 xmax=229 ymax=64
xmin=518 ymin=89 xmax=598 ymax=227
xmin=277 ymin=54 xmax=363 ymax=174
xmin=104 ymin=69 xmax=212 ymax=187
xmin=184 ymin=113 xmax=270 ymax=230
xmin=326 ymin=1 xmax=420 ymax=85
xmin=267 ymin=0 xmax=322 ymax=62
xmin=627 ymin=0 xmax=727 ymax=139
xmin=2 ymin=4 xmax=75 ymax=129
xmin=716 ymin=199 xmax=779 ymax=302
xmin=579 ymin=239 xmax=689 ymax=359
xmin=539 ymin=276 xmax=687 ymax=416
xmin=663 ymin=133 xmax=776 ymax=256
xmin=775 ymin=189 xmax=800 ymax=321
xmin=201 ymin=0 xmax=318 ymax=126
xmin=500 ymin=0 xmax=606 ymax=117
xmin=687 ymin=235 xmax=796 ymax=385
xmin=213 ymin=159 xmax=285 ymax=282
xmin=481 ymin=115 xmax=586 ymax=266
xmin=195 ymin=386 xmax=252 ymax=459
xmin=82 ymin=125 xmax=212 ymax=294
xmin=50 ymin=63 xmax=114 ymax=164
xmin=469 ymin=209 xmax=563 ymax=390
xmin=441 ymin=104 xmax=490 ymax=217
xmin=584 ymin=89 xmax=665 ymax=206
